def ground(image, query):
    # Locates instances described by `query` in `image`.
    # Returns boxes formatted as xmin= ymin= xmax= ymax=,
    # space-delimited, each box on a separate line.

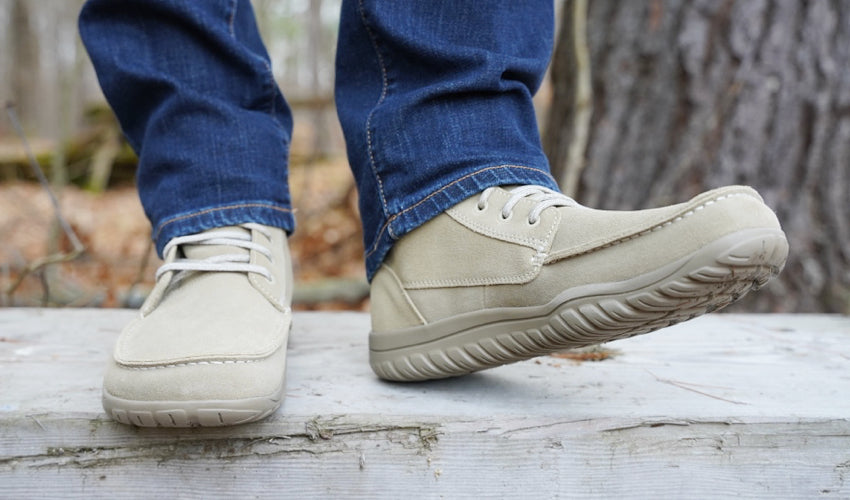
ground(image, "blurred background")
xmin=0 ymin=0 xmax=847 ymax=314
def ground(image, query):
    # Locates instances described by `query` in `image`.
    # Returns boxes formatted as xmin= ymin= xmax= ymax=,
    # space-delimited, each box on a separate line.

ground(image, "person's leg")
xmin=335 ymin=1 xmax=789 ymax=381
xmin=335 ymin=0 xmax=558 ymax=278
xmin=80 ymin=0 xmax=293 ymax=427
xmin=80 ymin=0 xmax=295 ymax=250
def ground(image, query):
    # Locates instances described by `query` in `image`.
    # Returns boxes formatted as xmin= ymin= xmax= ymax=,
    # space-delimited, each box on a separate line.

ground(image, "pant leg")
xmin=335 ymin=0 xmax=559 ymax=279
xmin=79 ymin=0 xmax=295 ymax=256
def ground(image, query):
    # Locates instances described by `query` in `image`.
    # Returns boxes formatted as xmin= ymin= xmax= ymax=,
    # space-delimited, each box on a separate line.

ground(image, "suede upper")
xmin=105 ymin=225 xmax=292 ymax=402
xmin=371 ymin=185 xmax=782 ymax=332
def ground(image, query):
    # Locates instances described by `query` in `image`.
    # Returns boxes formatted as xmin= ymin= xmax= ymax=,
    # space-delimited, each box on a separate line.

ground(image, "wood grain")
xmin=1 ymin=309 xmax=849 ymax=498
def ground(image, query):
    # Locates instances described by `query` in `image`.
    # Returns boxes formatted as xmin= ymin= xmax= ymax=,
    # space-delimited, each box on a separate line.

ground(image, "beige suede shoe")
xmin=370 ymin=185 xmax=788 ymax=381
xmin=102 ymin=223 xmax=292 ymax=427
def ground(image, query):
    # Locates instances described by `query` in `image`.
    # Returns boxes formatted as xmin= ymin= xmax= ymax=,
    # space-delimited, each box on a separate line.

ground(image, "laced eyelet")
xmin=527 ymin=217 xmax=539 ymax=226
xmin=499 ymin=211 xmax=513 ymax=221
xmin=476 ymin=201 xmax=487 ymax=212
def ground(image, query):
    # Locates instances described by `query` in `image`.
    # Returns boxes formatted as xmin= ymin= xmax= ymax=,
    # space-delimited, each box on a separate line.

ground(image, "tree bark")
xmin=9 ymin=0 xmax=40 ymax=133
xmin=545 ymin=0 xmax=850 ymax=313
xmin=543 ymin=0 xmax=592 ymax=197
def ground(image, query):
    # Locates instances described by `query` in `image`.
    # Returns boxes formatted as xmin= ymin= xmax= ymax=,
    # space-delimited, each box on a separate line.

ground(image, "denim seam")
xmin=226 ymin=0 xmax=237 ymax=37
xmin=153 ymin=203 xmax=293 ymax=242
xmin=357 ymin=0 xmax=390 ymax=217
xmin=227 ymin=0 xmax=280 ymax=127
xmin=262 ymin=59 xmax=279 ymax=121
xmin=363 ymin=164 xmax=554 ymax=260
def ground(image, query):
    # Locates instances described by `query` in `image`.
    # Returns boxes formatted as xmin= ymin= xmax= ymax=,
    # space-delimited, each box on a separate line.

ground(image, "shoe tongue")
xmin=499 ymin=185 xmax=539 ymax=201
xmin=180 ymin=226 xmax=251 ymax=260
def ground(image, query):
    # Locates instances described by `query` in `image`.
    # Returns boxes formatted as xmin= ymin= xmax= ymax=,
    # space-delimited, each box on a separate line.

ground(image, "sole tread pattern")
xmin=103 ymin=390 xmax=282 ymax=428
xmin=107 ymin=405 xmax=276 ymax=428
xmin=372 ymin=232 xmax=788 ymax=382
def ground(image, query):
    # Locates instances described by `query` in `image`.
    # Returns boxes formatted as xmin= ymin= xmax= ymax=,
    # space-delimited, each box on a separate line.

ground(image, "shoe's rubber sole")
xmin=102 ymin=384 xmax=284 ymax=428
xmin=369 ymin=228 xmax=788 ymax=382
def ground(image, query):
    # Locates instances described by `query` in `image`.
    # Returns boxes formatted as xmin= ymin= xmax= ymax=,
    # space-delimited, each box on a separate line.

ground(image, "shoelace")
xmin=477 ymin=185 xmax=580 ymax=224
xmin=155 ymin=223 xmax=273 ymax=281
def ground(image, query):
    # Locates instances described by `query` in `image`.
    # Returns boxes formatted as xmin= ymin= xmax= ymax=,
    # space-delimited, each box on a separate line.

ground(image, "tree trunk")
xmin=543 ymin=0 xmax=592 ymax=197
xmin=9 ymin=0 xmax=40 ymax=133
xmin=544 ymin=0 xmax=850 ymax=313
xmin=307 ymin=0 xmax=330 ymax=159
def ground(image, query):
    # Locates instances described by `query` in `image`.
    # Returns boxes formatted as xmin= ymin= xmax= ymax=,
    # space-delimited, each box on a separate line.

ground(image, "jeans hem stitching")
xmin=153 ymin=203 xmax=293 ymax=242
xmin=364 ymin=164 xmax=555 ymax=259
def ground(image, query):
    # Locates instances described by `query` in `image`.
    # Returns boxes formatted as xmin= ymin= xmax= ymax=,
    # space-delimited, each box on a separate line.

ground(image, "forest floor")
xmin=0 ymin=157 xmax=369 ymax=311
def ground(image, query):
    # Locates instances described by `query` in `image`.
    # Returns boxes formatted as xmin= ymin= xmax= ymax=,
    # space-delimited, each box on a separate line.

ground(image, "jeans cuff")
xmin=152 ymin=202 xmax=295 ymax=257
xmin=364 ymin=164 xmax=558 ymax=279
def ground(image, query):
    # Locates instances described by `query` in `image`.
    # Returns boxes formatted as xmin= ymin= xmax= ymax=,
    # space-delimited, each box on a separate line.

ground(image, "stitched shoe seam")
xmin=115 ymin=334 xmax=287 ymax=371
xmin=545 ymin=192 xmax=755 ymax=263
xmin=116 ymin=314 xmax=289 ymax=363
xmin=403 ymin=192 xmax=756 ymax=288
xmin=404 ymin=266 xmax=540 ymax=289
xmin=446 ymin=204 xmax=558 ymax=249
xmin=118 ymin=358 xmax=266 ymax=371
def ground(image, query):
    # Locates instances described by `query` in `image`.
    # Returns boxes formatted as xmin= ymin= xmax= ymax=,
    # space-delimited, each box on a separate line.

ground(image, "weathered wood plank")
xmin=1 ymin=310 xmax=849 ymax=498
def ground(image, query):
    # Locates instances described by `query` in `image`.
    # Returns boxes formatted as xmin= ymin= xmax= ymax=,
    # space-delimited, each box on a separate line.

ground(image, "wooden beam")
xmin=1 ymin=310 xmax=848 ymax=497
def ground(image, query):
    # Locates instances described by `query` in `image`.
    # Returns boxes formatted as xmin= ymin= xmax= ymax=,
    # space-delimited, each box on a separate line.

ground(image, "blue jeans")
xmin=79 ymin=0 xmax=559 ymax=279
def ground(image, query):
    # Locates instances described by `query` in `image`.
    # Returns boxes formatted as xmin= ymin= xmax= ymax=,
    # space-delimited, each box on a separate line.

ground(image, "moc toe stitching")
xmin=114 ymin=312 xmax=289 ymax=365
xmin=547 ymin=191 xmax=763 ymax=263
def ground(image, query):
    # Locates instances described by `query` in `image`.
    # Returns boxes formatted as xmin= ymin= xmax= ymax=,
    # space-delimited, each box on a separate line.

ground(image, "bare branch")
xmin=5 ymin=102 xmax=85 ymax=253
xmin=2 ymin=248 xmax=84 ymax=303
xmin=3 ymin=102 xmax=86 ymax=304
